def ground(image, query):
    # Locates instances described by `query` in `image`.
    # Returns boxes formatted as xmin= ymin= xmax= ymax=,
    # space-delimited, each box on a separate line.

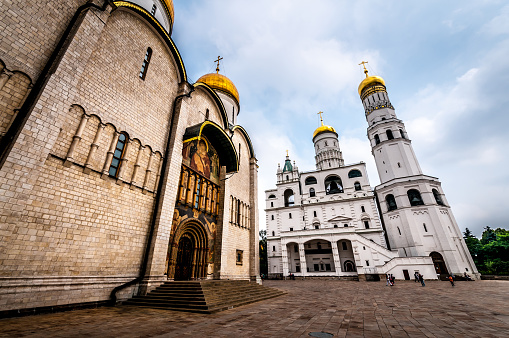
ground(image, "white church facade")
xmin=265 ymin=67 xmax=478 ymax=281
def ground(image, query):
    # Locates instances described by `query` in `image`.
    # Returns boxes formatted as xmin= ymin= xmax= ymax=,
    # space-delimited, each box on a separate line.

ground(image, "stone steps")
xmin=123 ymin=280 xmax=286 ymax=313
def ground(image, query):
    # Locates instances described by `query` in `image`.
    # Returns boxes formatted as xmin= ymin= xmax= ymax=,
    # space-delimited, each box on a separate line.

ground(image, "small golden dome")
xmin=358 ymin=75 xmax=385 ymax=96
xmin=197 ymin=73 xmax=240 ymax=103
xmin=313 ymin=125 xmax=337 ymax=139
xmin=162 ymin=0 xmax=175 ymax=27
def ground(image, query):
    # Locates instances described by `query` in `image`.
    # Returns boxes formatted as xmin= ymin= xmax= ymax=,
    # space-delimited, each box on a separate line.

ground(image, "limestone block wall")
xmin=0 ymin=3 xmax=185 ymax=311
xmin=220 ymin=131 xmax=253 ymax=279
xmin=0 ymin=62 xmax=32 ymax=138
xmin=0 ymin=0 xmax=85 ymax=80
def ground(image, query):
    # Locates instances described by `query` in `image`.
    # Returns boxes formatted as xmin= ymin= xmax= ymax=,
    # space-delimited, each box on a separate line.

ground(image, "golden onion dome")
xmin=313 ymin=124 xmax=337 ymax=139
xmin=161 ymin=0 xmax=175 ymax=28
xmin=197 ymin=73 xmax=240 ymax=103
xmin=358 ymin=75 xmax=385 ymax=96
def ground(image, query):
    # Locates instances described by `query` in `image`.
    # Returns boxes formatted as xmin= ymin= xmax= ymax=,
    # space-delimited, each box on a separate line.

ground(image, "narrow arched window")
xmin=423 ymin=223 xmax=428 ymax=232
xmin=286 ymin=175 xmax=289 ymax=181
xmin=270 ymin=202 xmax=273 ymax=207
xmin=397 ymin=226 xmax=401 ymax=235
xmin=399 ymin=129 xmax=406 ymax=139
xmin=433 ymin=189 xmax=444 ymax=205
xmin=109 ymin=133 xmax=127 ymax=177
xmin=309 ymin=188 xmax=315 ymax=197
xmin=238 ymin=143 xmax=241 ymax=167
xmin=313 ymin=211 xmax=317 ymax=217
xmin=407 ymin=189 xmax=424 ymax=206
xmin=272 ymin=231 xmax=275 ymax=236
xmin=374 ymin=134 xmax=380 ymax=145
xmin=271 ymin=215 xmax=274 ymax=220
xmin=364 ymin=221 xmax=370 ymax=229
xmin=139 ymin=47 xmax=152 ymax=80
xmin=325 ymin=175 xmax=343 ymax=194
xmin=361 ymin=206 xmax=365 ymax=213
xmin=386 ymin=129 xmax=394 ymax=140
xmin=348 ymin=169 xmax=362 ymax=178
xmin=386 ymin=194 xmax=397 ymax=211
xmin=354 ymin=182 xmax=361 ymax=191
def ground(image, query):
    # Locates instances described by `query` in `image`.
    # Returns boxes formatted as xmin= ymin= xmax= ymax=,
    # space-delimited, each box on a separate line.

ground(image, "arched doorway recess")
xmin=430 ymin=251 xmax=449 ymax=276
xmin=168 ymin=220 xmax=209 ymax=281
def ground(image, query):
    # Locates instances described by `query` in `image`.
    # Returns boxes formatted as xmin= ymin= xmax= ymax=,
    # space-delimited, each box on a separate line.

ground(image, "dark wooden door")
xmin=175 ymin=237 xmax=194 ymax=281
xmin=403 ymin=269 xmax=410 ymax=280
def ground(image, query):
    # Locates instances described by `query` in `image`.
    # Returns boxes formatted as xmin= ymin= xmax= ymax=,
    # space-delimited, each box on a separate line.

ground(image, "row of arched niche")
xmin=386 ymin=188 xmax=444 ymax=211
xmin=275 ymin=169 xmax=364 ymax=207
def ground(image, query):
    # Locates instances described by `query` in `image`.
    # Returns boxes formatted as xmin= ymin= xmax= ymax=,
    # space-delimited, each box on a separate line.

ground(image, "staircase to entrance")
xmin=123 ymin=280 xmax=286 ymax=314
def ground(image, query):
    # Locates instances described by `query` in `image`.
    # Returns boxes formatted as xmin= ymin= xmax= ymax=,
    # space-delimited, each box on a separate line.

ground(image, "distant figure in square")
xmin=449 ymin=275 xmax=455 ymax=287
xmin=419 ymin=274 xmax=425 ymax=287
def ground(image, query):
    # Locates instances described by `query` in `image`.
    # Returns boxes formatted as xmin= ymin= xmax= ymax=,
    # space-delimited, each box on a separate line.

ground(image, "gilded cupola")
xmin=357 ymin=61 xmax=387 ymax=101
xmin=313 ymin=111 xmax=337 ymax=139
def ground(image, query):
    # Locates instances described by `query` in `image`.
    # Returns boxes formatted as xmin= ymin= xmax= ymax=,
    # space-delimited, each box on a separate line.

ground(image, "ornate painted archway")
xmin=167 ymin=220 xmax=209 ymax=280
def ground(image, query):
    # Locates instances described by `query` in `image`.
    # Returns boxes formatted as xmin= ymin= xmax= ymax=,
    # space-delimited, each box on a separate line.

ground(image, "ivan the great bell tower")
xmin=358 ymin=62 xmax=479 ymax=278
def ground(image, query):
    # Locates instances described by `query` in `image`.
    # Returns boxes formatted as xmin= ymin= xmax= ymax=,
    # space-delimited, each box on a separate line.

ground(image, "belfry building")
xmin=0 ymin=0 xmax=260 ymax=313
xmin=265 ymin=67 xmax=478 ymax=281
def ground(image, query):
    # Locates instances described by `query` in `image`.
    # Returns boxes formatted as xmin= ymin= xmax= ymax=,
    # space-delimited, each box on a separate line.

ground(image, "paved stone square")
xmin=1 ymin=280 xmax=509 ymax=337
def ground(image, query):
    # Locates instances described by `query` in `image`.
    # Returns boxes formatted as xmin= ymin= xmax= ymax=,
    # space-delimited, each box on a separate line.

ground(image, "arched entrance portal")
xmin=168 ymin=221 xmax=209 ymax=281
xmin=430 ymin=251 xmax=449 ymax=276
xmin=174 ymin=235 xmax=194 ymax=280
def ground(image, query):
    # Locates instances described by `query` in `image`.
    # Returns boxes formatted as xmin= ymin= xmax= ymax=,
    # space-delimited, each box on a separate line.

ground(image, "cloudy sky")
xmin=172 ymin=0 xmax=509 ymax=237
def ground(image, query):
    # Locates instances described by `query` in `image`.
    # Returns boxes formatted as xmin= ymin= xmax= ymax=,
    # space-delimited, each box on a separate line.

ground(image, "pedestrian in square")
xmin=419 ymin=274 xmax=425 ymax=287
xmin=448 ymin=275 xmax=455 ymax=287
xmin=414 ymin=271 xmax=419 ymax=283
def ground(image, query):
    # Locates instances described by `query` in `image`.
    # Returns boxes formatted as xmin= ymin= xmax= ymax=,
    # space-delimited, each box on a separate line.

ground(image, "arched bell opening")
xmin=167 ymin=220 xmax=209 ymax=281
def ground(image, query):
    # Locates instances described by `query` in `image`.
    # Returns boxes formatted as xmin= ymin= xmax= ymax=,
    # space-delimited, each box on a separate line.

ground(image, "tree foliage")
xmin=464 ymin=227 xmax=509 ymax=275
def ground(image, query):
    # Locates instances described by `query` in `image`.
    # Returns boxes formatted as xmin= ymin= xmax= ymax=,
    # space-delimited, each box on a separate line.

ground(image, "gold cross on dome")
xmin=215 ymin=56 xmax=223 ymax=73
xmin=317 ymin=111 xmax=324 ymax=125
xmin=286 ymin=150 xmax=289 ymax=156
xmin=359 ymin=61 xmax=369 ymax=77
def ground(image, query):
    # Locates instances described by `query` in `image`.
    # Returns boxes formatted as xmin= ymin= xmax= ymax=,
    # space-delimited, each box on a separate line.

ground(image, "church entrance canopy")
xmin=183 ymin=121 xmax=238 ymax=173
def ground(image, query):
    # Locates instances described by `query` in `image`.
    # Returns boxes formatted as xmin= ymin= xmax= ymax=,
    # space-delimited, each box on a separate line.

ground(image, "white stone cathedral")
xmin=265 ymin=67 xmax=478 ymax=281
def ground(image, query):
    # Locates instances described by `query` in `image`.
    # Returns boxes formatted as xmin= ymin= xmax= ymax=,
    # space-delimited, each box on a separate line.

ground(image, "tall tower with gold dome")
xmin=312 ymin=112 xmax=344 ymax=170
xmin=358 ymin=62 xmax=478 ymax=278
xmin=197 ymin=57 xmax=240 ymax=126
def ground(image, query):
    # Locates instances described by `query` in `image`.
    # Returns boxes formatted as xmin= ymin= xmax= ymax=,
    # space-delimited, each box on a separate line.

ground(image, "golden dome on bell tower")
xmin=358 ymin=61 xmax=386 ymax=97
xmin=312 ymin=111 xmax=337 ymax=139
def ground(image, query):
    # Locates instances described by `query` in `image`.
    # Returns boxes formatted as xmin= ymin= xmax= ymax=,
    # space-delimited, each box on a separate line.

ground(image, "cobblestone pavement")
xmin=1 ymin=280 xmax=509 ymax=337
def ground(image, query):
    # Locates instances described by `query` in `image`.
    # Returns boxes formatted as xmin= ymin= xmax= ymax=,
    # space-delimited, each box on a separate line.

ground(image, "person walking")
xmin=386 ymin=273 xmax=390 ymax=286
xmin=414 ymin=271 xmax=419 ymax=283
xmin=448 ymin=275 xmax=455 ymax=287
xmin=419 ymin=274 xmax=425 ymax=287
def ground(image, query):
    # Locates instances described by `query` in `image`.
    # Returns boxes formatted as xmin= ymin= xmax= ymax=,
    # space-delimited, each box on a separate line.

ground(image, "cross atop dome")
xmin=214 ymin=56 xmax=223 ymax=73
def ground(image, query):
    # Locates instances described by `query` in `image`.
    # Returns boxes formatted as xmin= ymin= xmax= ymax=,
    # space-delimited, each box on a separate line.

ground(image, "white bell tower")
xmin=358 ymin=61 xmax=479 ymax=278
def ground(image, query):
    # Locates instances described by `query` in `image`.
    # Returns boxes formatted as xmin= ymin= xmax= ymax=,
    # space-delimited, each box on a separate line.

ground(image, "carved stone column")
xmin=84 ymin=123 xmax=104 ymax=174
xmin=298 ymin=242 xmax=308 ymax=277
xmin=64 ymin=114 xmax=89 ymax=167
xmin=331 ymin=240 xmax=342 ymax=275
xmin=130 ymin=144 xmax=144 ymax=187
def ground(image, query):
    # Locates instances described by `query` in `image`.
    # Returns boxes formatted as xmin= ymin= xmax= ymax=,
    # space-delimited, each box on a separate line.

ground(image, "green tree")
xmin=481 ymin=226 xmax=497 ymax=245
xmin=463 ymin=228 xmax=482 ymax=266
xmin=259 ymin=230 xmax=268 ymax=276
